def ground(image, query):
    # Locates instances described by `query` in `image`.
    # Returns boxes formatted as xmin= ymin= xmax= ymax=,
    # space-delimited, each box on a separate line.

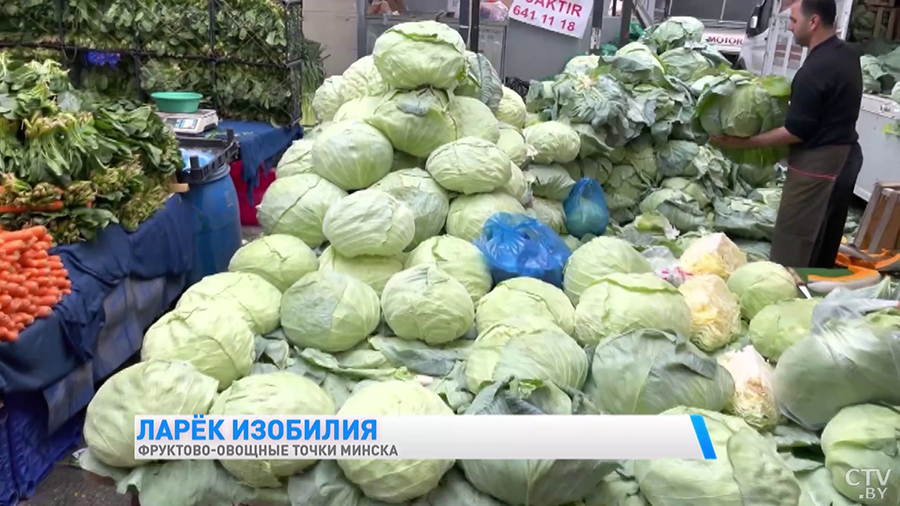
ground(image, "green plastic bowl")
xmin=151 ymin=92 xmax=203 ymax=113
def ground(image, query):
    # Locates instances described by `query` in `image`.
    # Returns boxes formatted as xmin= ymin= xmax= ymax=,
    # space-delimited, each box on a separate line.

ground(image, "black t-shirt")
xmin=784 ymin=36 xmax=863 ymax=150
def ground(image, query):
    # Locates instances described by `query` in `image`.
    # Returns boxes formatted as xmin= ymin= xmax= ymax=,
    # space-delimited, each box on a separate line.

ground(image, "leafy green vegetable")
xmin=587 ymin=329 xmax=733 ymax=415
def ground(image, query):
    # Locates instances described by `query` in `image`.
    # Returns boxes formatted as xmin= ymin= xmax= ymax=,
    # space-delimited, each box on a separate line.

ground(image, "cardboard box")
xmin=854 ymin=182 xmax=900 ymax=253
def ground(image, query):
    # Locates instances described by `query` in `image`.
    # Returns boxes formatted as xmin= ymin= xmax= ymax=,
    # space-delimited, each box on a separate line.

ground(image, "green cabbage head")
xmin=774 ymin=316 xmax=900 ymax=430
xmin=317 ymin=245 xmax=403 ymax=297
xmin=405 ymin=235 xmax=493 ymax=304
xmin=659 ymin=46 xmax=715 ymax=82
xmin=446 ymin=192 xmax=526 ymax=242
xmin=524 ymin=121 xmax=581 ymax=164
xmin=496 ymin=123 xmax=527 ymax=167
xmin=340 ymin=56 xmax=389 ymax=101
xmin=228 ymin=234 xmax=319 ymax=292
xmin=748 ymin=298 xmax=818 ymax=361
xmin=334 ymin=97 xmax=382 ymax=122
xmin=275 ymin=139 xmax=315 ymax=178
xmin=141 ymin=306 xmax=255 ymax=390
xmin=496 ymin=86 xmax=527 ymax=129
xmin=585 ymin=329 xmax=734 ymax=414
xmin=280 ymin=272 xmax=381 ymax=352
xmin=563 ymin=237 xmax=653 ymax=305
xmin=465 ymin=317 xmax=588 ymax=394
xmin=634 ymin=408 xmax=801 ymax=506
xmin=726 ymin=261 xmax=798 ymax=320
xmin=176 ymin=272 xmax=282 ymax=334
xmin=312 ymin=120 xmax=393 ymax=190
xmin=371 ymin=168 xmax=450 ymax=249
xmin=475 ymin=277 xmax=575 ymax=335
xmin=698 ymin=74 xmax=790 ymax=137
xmin=528 ymin=197 xmax=567 ymax=235
xmin=381 ymin=265 xmax=475 ymax=345
xmin=574 ymin=273 xmax=693 ymax=346
xmin=640 ymin=188 xmax=707 ymax=232
xmin=337 ymin=381 xmax=455 ymax=502
xmin=323 ymin=190 xmax=416 ymax=257
xmin=426 ymin=137 xmax=512 ymax=194
xmin=821 ymin=404 xmax=900 ymax=506
xmin=641 ymin=16 xmax=704 ymax=53
xmin=211 ymin=372 xmax=336 ymax=488
xmin=527 ymin=164 xmax=576 ymax=201
xmin=312 ymin=76 xmax=344 ymax=123
xmin=84 ymin=361 xmax=217 ymax=468
xmin=373 ymin=21 xmax=467 ymax=90
xmin=501 ymin=162 xmax=531 ymax=204
xmin=460 ymin=380 xmax=615 ymax=506
xmin=256 ymin=174 xmax=347 ymax=248
xmin=450 ymin=96 xmax=501 ymax=143
xmin=368 ymin=89 xmax=457 ymax=158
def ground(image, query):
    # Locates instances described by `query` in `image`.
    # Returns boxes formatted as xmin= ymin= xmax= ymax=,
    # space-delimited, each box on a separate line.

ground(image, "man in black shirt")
xmin=714 ymin=0 xmax=863 ymax=268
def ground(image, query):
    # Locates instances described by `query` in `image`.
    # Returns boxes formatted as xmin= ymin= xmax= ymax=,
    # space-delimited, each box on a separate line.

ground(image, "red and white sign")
xmin=703 ymin=29 xmax=745 ymax=55
xmin=508 ymin=0 xmax=593 ymax=39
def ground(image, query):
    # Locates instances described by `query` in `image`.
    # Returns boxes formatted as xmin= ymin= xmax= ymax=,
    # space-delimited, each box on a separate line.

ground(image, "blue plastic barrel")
xmin=182 ymin=164 xmax=242 ymax=287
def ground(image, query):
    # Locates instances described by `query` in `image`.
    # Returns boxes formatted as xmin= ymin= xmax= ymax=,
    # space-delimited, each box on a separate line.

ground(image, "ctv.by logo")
xmin=846 ymin=469 xmax=892 ymax=501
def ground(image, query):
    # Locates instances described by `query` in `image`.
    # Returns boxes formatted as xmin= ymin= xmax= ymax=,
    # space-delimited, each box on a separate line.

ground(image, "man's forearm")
xmin=749 ymin=127 xmax=802 ymax=148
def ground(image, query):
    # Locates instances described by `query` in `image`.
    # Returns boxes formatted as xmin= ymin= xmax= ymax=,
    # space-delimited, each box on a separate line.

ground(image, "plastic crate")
xmin=0 ymin=407 xmax=19 ymax=506
xmin=178 ymin=129 xmax=239 ymax=185
xmin=5 ymin=394 xmax=84 ymax=499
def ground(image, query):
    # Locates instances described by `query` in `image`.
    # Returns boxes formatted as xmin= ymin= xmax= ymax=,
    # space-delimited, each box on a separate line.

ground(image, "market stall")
xmin=57 ymin=15 xmax=900 ymax=506
xmin=0 ymin=49 xmax=204 ymax=505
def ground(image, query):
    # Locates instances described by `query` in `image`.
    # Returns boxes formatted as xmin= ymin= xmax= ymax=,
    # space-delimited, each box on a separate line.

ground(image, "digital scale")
xmin=157 ymin=109 xmax=219 ymax=135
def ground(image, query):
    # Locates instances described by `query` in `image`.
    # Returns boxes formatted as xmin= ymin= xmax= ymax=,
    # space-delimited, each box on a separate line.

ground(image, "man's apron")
xmin=770 ymin=145 xmax=852 ymax=268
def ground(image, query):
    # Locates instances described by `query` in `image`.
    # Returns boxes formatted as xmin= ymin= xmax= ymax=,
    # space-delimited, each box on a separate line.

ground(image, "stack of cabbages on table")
xmin=78 ymin=17 xmax=900 ymax=506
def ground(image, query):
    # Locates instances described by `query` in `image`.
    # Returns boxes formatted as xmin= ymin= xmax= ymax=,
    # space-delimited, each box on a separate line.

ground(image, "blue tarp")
xmin=210 ymin=120 xmax=302 ymax=200
xmin=0 ymin=195 xmax=194 ymax=394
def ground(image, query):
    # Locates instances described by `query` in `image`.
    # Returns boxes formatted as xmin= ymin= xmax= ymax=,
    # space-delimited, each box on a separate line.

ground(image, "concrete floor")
xmin=20 ymin=457 xmax=132 ymax=506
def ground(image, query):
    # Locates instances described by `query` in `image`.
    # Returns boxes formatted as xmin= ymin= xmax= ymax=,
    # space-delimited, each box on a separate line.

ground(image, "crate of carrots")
xmin=0 ymin=226 xmax=71 ymax=342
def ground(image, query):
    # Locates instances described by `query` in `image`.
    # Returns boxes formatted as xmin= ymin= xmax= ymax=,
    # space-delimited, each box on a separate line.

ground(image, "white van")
xmin=660 ymin=0 xmax=756 ymax=61
xmin=736 ymin=0 xmax=900 ymax=201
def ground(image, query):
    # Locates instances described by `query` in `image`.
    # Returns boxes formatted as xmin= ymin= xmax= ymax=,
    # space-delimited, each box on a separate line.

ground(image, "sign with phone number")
xmin=509 ymin=0 xmax=593 ymax=39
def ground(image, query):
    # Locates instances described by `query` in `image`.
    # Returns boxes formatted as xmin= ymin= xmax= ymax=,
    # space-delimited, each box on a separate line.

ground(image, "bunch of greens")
xmin=0 ymin=0 xmax=58 ymax=45
xmin=0 ymin=52 xmax=182 ymax=243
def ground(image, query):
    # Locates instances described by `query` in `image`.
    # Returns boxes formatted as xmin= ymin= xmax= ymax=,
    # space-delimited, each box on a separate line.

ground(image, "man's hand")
xmin=712 ymin=127 xmax=802 ymax=149
xmin=710 ymin=135 xmax=757 ymax=149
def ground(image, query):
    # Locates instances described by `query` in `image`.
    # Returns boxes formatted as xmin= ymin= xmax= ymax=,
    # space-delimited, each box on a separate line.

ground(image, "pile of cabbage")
xmin=524 ymin=18 xmax=788 ymax=256
xmin=78 ymin=18 xmax=900 ymax=506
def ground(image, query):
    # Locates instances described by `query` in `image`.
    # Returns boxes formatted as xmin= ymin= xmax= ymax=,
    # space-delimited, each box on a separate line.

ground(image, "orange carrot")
xmin=35 ymin=306 xmax=52 ymax=318
xmin=0 ymin=228 xmax=44 ymax=241
xmin=0 ymin=240 xmax=25 ymax=254
xmin=34 ymin=295 xmax=59 ymax=307
xmin=0 ymin=202 xmax=64 ymax=214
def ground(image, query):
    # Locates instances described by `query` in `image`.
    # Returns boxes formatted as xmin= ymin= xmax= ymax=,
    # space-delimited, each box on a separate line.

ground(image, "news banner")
xmin=134 ymin=415 xmax=718 ymax=461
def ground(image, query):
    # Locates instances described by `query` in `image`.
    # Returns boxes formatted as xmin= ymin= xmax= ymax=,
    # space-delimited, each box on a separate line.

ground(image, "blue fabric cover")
xmin=211 ymin=120 xmax=302 ymax=200
xmin=0 ymin=196 xmax=194 ymax=394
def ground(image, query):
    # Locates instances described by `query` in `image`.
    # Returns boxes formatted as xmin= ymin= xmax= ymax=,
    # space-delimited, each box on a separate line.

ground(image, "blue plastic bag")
xmin=474 ymin=213 xmax=572 ymax=288
xmin=564 ymin=178 xmax=610 ymax=239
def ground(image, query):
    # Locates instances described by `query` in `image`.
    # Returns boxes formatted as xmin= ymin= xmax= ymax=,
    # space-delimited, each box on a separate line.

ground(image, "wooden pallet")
xmin=867 ymin=0 xmax=898 ymax=8
xmin=854 ymin=182 xmax=900 ymax=253
xmin=869 ymin=6 xmax=900 ymax=40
